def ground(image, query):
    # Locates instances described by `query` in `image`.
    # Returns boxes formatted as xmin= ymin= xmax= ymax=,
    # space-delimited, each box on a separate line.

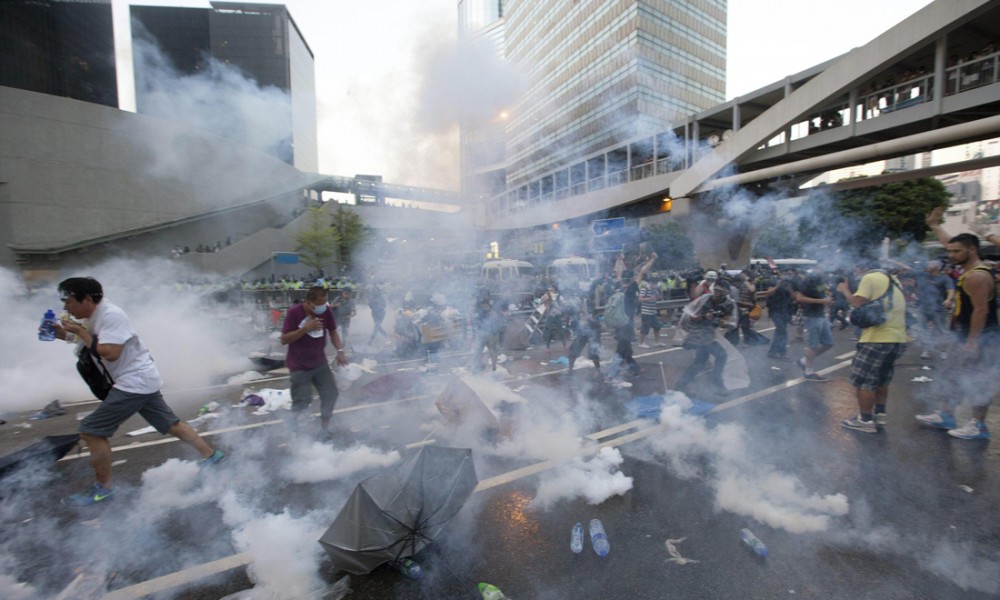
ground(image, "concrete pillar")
xmin=682 ymin=196 xmax=754 ymax=270
xmin=933 ymin=35 xmax=947 ymax=113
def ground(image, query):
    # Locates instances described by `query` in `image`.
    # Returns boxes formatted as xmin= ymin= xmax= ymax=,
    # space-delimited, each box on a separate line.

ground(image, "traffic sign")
xmin=590 ymin=217 xmax=625 ymax=236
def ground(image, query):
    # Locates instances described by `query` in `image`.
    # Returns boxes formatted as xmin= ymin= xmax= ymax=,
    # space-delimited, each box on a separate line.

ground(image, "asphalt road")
xmin=2 ymin=318 xmax=998 ymax=600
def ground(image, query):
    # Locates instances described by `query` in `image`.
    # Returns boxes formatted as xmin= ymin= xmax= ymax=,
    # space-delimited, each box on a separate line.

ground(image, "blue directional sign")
xmin=590 ymin=217 xmax=625 ymax=236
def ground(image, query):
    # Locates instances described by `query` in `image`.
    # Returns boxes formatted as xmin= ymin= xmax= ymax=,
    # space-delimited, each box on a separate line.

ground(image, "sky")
xmin=114 ymin=0 xmax=934 ymax=191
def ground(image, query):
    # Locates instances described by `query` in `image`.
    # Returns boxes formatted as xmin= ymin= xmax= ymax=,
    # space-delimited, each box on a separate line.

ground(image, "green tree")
xmin=799 ymin=178 xmax=951 ymax=258
xmin=294 ymin=206 xmax=339 ymax=272
xmin=642 ymin=220 xmax=696 ymax=269
xmin=330 ymin=205 xmax=367 ymax=269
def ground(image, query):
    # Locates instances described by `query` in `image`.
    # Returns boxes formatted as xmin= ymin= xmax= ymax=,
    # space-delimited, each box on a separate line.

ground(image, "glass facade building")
xmin=131 ymin=2 xmax=317 ymax=172
xmin=0 ymin=0 xmax=118 ymax=108
xmin=460 ymin=0 xmax=726 ymax=196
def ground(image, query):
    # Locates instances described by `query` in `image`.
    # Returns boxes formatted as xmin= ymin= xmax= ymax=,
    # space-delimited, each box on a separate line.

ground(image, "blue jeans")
xmin=769 ymin=312 xmax=789 ymax=357
xmin=676 ymin=341 xmax=727 ymax=390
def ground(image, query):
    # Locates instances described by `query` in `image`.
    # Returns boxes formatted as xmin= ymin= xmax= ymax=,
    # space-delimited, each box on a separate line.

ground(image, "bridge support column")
xmin=682 ymin=195 xmax=756 ymax=270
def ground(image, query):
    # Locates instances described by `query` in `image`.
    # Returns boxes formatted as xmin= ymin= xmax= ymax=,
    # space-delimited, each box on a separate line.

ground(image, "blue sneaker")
xmin=62 ymin=483 xmax=114 ymax=507
xmin=915 ymin=411 xmax=956 ymax=430
xmin=199 ymin=449 xmax=226 ymax=467
xmin=947 ymin=419 xmax=991 ymax=440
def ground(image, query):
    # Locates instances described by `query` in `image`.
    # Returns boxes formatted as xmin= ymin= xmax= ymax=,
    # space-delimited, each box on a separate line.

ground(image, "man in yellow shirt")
xmin=836 ymin=265 xmax=908 ymax=433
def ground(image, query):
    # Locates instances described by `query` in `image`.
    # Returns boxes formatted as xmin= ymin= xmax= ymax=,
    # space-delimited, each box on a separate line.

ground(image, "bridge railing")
xmin=486 ymin=51 xmax=1000 ymax=220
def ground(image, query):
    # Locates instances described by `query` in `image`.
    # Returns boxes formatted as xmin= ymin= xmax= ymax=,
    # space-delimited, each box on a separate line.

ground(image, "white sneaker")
xmin=874 ymin=412 xmax=887 ymax=426
xmin=841 ymin=415 xmax=878 ymax=434
xmin=947 ymin=419 xmax=991 ymax=440
xmin=915 ymin=411 xmax=956 ymax=430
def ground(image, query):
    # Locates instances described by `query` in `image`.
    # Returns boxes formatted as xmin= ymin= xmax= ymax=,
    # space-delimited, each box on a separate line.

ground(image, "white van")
xmin=546 ymin=256 xmax=599 ymax=293
xmin=750 ymin=258 xmax=818 ymax=270
xmin=481 ymin=259 xmax=536 ymax=284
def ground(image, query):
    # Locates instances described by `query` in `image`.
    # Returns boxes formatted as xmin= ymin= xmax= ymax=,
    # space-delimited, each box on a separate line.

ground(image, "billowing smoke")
xmin=643 ymin=402 xmax=849 ymax=534
xmin=131 ymin=20 xmax=293 ymax=168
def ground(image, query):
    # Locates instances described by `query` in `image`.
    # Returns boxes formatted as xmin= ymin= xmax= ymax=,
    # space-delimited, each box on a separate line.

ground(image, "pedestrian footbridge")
xmin=484 ymin=0 xmax=1000 ymax=230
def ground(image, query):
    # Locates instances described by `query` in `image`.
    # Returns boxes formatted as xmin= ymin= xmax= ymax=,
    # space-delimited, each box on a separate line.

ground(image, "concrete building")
xmin=460 ymin=0 xmax=727 ymax=213
xmin=131 ymin=2 xmax=318 ymax=172
xmin=0 ymin=0 xmax=118 ymax=108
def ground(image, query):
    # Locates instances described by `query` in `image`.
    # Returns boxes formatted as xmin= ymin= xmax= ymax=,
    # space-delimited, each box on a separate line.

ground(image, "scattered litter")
xmin=126 ymin=426 xmax=157 ymax=437
xmin=548 ymin=356 xmax=570 ymax=367
xmin=511 ymin=385 xmax=530 ymax=393
xmin=451 ymin=367 xmax=470 ymax=376
xmin=920 ymin=365 xmax=933 ymax=371
xmin=30 ymin=400 xmax=67 ymax=420
xmin=199 ymin=401 xmax=221 ymax=415
xmin=612 ymin=380 xmax=633 ymax=389
xmin=250 ymin=388 xmax=292 ymax=414
xmin=336 ymin=363 xmax=365 ymax=390
xmin=770 ymin=366 xmax=782 ymax=371
xmin=740 ymin=528 xmax=768 ymax=557
xmin=359 ymin=358 xmax=379 ymax=374
xmin=539 ymin=361 xmax=548 ymax=366
xmin=239 ymin=394 xmax=265 ymax=407
xmin=111 ymin=460 xmax=127 ymax=467
xmin=910 ymin=376 xmax=933 ymax=383
xmin=522 ymin=355 xmax=531 ymax=360
xmin=76 ymin=411 xmax=93 ymax=421
xmin=396 ymin=367 xmax=417 ymax=372
xmin=497 ymin=354 xmax=508 ymax=364
xmin=959 ymin=485 xmax=974 ymax=493
xmin=187 ymin=413 xmax=219 ymax=427
xmin=664 ymin=537 xmax=698 ymax=565
xmin=12 ymin=423 xmax=31 ymax=429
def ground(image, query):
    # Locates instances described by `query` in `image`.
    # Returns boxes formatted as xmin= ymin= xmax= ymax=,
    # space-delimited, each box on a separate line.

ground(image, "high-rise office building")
xmin=0 ymin=0 xmax=118 ymax=108
xmin=460 ymin=0 xmax=726 ymax=198
xmin=131 ymin=2 xmax=318 ymax=172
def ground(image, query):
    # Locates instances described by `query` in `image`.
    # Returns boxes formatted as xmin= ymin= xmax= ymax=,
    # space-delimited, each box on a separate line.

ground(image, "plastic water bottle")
xmin=478 ymin=582 xmax=508 ymax=600
xmin=390 ymin=558 xmax=422 ymax=580
xmin=740 ymin=528 xmax=768 ymax=557
xmin=38 ymin=309 xmax=58 ymax=341
xmin=570 ymin=522 xmax=584 ymax=553
xmin=589 ymin=518 xmax=610 ymax=557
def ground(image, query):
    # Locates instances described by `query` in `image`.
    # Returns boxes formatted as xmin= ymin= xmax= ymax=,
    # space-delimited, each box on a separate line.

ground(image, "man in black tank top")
xmin=917 ymin=209 xmax=997 ymax=440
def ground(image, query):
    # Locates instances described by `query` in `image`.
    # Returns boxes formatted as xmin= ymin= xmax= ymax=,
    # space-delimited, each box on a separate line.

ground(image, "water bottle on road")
xmin=589 ymin=518 xmax=610 ymax=556
xmin=478 ymin=582 xmax=509 ymax=599
xmin=570 ymin=522 xmax=583 ymax=553
xmin=740 ymin=528 xmax=768 ymax=557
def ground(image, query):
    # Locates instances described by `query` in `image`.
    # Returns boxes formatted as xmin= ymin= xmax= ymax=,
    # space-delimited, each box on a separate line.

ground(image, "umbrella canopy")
xmin=358 ymin=371 xmax=422 ymax=401
xmin=0 ymin=434 xmax=80 ymax=481
xmin=319 ymin=445 xmax=478 ymax=575
xmin=434 ymin=377 xmax=500 ymax=430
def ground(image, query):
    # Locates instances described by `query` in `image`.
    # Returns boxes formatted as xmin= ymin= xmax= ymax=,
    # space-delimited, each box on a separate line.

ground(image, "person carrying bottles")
xmin=52 ymin=277 xmax=225 ymax=507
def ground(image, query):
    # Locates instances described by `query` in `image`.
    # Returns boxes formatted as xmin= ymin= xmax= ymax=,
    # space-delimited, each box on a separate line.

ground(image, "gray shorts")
xmin=805 ymin=316 xmax=833 ymax=348
xmin=79 ymin=388 xmax=180 ymax=438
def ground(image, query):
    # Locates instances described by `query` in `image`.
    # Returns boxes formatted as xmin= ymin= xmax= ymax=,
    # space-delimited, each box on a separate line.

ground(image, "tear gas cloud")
xmin=132 ymin=22 xmax=293 ymax=170
xmin=0 ymin=257 xmax=259 ymax=416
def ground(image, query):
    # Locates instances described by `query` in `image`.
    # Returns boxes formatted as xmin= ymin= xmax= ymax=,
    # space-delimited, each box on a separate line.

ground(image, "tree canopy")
xmin=642 ymin=220 xmax=697 ymax=269
xmin=294 ymin=206 xmax=338 ymax=272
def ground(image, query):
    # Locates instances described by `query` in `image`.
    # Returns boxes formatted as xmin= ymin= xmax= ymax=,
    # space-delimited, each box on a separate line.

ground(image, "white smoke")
xmin=645 ymin=402 xmax=849 ymax=533
xmin=531 ymin=447 xmax=634 ymax=510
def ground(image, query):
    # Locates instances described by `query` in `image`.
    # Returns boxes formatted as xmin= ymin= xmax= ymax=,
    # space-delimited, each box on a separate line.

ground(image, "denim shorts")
xmin=804 ymin=316 xmax=833 ymax=348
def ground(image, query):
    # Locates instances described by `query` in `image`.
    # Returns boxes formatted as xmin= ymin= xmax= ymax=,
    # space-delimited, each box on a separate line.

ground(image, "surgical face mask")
xmin=311 ymin=302 xmax=328 ymax=315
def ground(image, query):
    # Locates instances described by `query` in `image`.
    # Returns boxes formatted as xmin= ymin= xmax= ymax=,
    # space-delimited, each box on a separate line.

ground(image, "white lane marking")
xmin=97 ymin=336 xmax=851 ymax=599
xmin=835 ymin=350 xmax=858 ymax=360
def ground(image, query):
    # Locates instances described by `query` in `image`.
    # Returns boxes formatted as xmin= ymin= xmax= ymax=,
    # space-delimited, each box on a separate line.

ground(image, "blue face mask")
xmin=312 ymin=302 xmax=328 ymax=315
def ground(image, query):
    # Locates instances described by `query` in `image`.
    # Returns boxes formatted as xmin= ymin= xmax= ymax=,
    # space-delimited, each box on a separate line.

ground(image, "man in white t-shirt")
xmin=53 ymin=277 xmax=225 ymax=507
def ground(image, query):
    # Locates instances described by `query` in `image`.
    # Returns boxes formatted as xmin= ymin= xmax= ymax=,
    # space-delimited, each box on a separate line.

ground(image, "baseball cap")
xmin=705 ymin=270 xmax=719 ymax=280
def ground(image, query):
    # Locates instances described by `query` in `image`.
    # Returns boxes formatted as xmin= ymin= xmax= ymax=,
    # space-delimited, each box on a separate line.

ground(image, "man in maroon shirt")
xmin=281 ymin=287 xmax=348 ymax=438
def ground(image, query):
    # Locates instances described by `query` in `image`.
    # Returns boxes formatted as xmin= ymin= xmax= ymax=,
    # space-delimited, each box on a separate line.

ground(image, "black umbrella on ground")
xmin=357 ymin=371 xmax=422 ymax=401
xmin=0 ymin=433 xmax=80 ymax=481
xmin=319 ymin=445 xmax=478 ymax=575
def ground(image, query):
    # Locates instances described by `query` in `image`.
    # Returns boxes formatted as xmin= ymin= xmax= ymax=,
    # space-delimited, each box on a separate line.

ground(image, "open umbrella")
xmin=0 ymin=434 xmax=80 ymax=481
xmin=319 ymin=445 xmax=478 ymax=575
